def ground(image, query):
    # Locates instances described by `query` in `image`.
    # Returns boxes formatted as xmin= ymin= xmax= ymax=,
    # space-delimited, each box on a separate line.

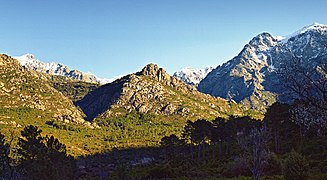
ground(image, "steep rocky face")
xmin=198 ymin=23 xmax=327 ymax=111
xmin=173 ymin=66 xmax=213 ymax=86
xmin=13 ymin=54 xmax=112 ymax=84
xmin=76 ymin=64 xmax=251 ymax=121
xmin=0 ymin=54 xmax=87 ymax=124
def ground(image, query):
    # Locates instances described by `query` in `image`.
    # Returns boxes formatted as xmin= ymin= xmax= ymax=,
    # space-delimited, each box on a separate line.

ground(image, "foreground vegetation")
xmin=0 ymin=102 xmax=326 ymax=179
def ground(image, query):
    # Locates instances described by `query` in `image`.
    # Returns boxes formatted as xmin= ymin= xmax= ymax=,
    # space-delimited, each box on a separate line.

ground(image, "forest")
xmin=0 ymin=101 xmax=326 ymax=179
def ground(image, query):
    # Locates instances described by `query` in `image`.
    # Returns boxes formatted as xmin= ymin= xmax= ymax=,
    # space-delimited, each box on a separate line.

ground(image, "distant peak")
xmin=17 ymin=53 xmax=36 ymax=60
xmin=279 ymin=23 xmax=327 ymax=43
xmin=293 ymin=22 xmax=327 ymax=34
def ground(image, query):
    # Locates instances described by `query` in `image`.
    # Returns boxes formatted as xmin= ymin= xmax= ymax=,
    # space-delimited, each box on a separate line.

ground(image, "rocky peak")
xmin=248 ymin=32 xmax=278 ymax=51
xmin=139 ymin=63 xmax=171 ymax=82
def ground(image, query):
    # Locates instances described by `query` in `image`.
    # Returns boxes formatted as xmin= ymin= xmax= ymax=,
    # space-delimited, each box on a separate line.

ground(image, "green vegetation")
xmin=0 ymin=107 xmax=184 ymax=156
xmin=1 ymin=102 xmax=325 ymax=179
xmin=0 ymin=126 xmax=76 ymax=179
xmin=48 ymin=75 xmax=99 ymax=102
xmin=283 ymin=150 xmax=309 ymax=180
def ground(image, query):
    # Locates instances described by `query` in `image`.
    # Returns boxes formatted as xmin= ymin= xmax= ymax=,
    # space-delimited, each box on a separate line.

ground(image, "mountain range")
xmin=5 ymin=23 xmax=327 ymax=114
xmin=14 ymin=54 xmax=113 ymax=84
xmin=198 ymin=23 xmax=327 ymax=111
xmin=1 ymin=23 xmax=326 ymax=160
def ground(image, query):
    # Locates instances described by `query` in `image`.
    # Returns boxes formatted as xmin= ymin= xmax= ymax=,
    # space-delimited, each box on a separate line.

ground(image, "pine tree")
xmin=0 ymin=133 xmax=10 ymax=178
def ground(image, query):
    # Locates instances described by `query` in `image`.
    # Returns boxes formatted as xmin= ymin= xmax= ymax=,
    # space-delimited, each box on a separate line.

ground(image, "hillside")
xmin=0 ymin=54 xmax=87 ymax=124
xmin=76 ymin=64 xmax=258 ymax=122
xmin=0 ymin=56 xmax=259 ymax=157
xmin=48 ymin=75 xmax=100 ymax=102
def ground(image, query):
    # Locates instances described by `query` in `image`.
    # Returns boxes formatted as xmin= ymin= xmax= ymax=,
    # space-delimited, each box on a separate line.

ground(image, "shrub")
xmin=283 ymin=150 xmax=309 ymax=180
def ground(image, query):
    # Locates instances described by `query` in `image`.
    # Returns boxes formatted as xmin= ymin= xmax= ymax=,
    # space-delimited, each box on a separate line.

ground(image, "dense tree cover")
xmin=0 ymin=133 xmax=10 ymax=178
xmin=0 ymin=125 xmax=76 ymax=179
xmin=152 ymin=102 xmax=326 ymax=179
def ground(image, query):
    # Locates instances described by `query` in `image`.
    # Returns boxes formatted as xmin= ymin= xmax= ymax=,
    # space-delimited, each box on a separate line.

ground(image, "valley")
xmin=0 ymin=23 xmax=326 ymax=179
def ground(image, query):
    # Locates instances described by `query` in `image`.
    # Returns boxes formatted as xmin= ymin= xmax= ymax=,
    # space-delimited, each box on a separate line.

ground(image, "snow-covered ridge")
xmin=198 ymin=22 xmax=327 ymax=110
xmin=173 ymin=66 xmax=214 ymax=86
xmin=277 ymin=23 xmax=327 ymax=43
xmin=13 ymin=54 xmax=114 ymax=84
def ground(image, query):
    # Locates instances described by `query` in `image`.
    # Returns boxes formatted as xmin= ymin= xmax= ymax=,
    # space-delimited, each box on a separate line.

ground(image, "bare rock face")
xmin=76 ymin=63 xmax=249 ymax=121
xmin=0 ymin=54 xmax=86 ymax=124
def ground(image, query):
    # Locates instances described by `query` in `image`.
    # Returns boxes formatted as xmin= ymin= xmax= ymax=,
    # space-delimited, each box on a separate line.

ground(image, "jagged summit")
xmin=248 ymin=32 xmax=279 ymax=50
xmin=139 ymin=63 xmax=171 ymax=82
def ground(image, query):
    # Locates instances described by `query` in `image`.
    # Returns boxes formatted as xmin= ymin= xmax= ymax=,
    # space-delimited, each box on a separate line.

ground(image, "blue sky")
xmin=1 ymin=0 xmax=327 ymax=78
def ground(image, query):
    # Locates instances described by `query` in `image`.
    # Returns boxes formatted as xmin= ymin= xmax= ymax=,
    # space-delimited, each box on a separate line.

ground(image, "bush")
xmin=264 ymin=152 xmax=282 ymax=176
xmin=283 ymin=150 xmax=309 ymax=180
xmin=222 ymin=158 xmax=251 ymax=178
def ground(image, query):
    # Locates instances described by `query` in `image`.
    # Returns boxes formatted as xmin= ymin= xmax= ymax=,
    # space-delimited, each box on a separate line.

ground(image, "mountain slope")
xmin=76 ymin=64 xmax=255 ymax=121
xmin=173 ymin=66 xmax=213 ymax=86
xmin=198 ymin=23 xmax=327 ymax=111
xmin=13 ymin=54 xmax=112 ymax=84
xmin=48 ymin=75 xmax=100 ymax=102
xmin=0 ymin=54 xmax=86 ymax=124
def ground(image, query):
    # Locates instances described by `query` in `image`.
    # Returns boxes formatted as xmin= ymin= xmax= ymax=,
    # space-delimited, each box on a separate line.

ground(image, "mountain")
xmin=0 ymin=54 xmax=88 ymax=125
xmin=173 ymin=66 xmax=213 ymax=86
xmin=13 ymin=54 xmax=112 ymax=84
xmin=198 ymin=23 xmax=327 ymax=111
xmin=76 ymin=64 xmax=255 ymax=121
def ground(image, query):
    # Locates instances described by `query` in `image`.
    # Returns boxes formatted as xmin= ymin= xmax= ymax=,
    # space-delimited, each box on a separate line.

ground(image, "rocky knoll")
xmin=0 ymin=54 xmax=87 ymax=124
xmin=76 ymin=64 xmax=250 ymax=121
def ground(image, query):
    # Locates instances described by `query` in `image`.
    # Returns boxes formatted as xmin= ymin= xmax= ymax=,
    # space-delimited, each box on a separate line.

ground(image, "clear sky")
xmin=1 ymin=0 xmax=327 ymax=79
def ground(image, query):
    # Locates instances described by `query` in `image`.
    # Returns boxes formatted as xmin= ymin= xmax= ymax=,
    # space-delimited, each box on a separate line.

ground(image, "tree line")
xmin=159 ymin=102 xmax=326 ymax=179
